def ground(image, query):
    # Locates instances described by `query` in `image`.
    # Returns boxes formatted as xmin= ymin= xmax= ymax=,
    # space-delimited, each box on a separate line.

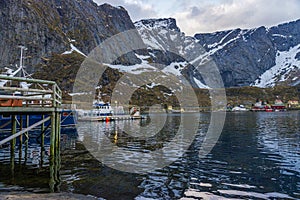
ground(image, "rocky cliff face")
xmin=1 ymin=0 xmax=299 ymax=89
xmin=195 ymin=27 xmax=277 ymax=87
xmin=136 ymin=18 xmax=300 ymax=87
xmin=0 ymin=0 xmax=137 ymax=72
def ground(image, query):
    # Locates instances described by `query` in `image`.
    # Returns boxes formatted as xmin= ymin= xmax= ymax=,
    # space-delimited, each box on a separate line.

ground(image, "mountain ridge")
xmin=0 ymin=0 xmax=299 ymax=90
xmin=135 ymin=17 xmax=300 ymax=88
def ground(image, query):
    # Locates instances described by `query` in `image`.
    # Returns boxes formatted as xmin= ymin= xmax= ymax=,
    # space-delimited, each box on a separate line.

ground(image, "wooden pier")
xmin=0 ymin=75 xmax=62 ymax=192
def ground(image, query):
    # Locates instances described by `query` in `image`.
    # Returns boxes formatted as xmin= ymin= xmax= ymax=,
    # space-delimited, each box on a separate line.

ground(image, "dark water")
xmin=0 ymin=111 xmax=300 ymax=199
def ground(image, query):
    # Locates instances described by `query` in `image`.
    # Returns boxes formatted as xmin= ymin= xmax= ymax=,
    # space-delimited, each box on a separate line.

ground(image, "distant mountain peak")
xmin=134 ymin=18 xmax=180 ymax=32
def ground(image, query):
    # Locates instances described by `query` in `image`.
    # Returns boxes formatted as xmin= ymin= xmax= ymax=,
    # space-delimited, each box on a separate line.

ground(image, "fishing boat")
xmin=77 ymin=99 xmax=114 ymax=119
xmin=75 ymin=87 xmax=143 ymax=121
xmin=76 ymin=97 xmax=144 ymax=121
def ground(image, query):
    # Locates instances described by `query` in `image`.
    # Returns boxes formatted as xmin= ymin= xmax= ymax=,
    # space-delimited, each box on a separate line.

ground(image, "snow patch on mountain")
xmin=63 ymin=44 xmax=87 ymax=57
xmin=253 ymin=44 xmax=300 ymax=87
xmin=192 ymin=29 xmax=245 ymax=65
xmin=105 ymin=63 xmax=157 ymax=75
xmin=207 ymin=29 xmax=237 ymax=49
xmin=162 ymin=62 xmax=187 ymax=76
xmin=105 ymin=54 xmax=157 ymax=75
xmin=193 ymin=77 xmax=210 ymax=89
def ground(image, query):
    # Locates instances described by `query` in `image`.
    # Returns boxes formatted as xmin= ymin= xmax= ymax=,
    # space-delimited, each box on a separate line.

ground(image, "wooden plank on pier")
xmin=0 ymin=75 xmax=56 ymax=85
xmin=0 ymin=86 xmax=53 ymax=94
xmin=0 ymin=107 xmax=56 ymax=114
xmin=0 ymin=95 xmax=53 ymax=101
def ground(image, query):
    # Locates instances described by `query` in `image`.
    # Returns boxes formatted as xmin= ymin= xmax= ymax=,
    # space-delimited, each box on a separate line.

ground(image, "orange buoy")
xmin=105 ymin=116 xmax=110 ymax=122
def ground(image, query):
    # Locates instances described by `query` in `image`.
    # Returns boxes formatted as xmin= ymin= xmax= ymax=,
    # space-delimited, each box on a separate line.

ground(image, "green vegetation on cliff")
xmin=33 ymin=51 xmax=299 ymax=109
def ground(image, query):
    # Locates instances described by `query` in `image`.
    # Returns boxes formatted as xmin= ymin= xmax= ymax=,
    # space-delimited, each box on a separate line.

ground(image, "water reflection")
xmin=181 ymin=112 xmax=300 ymax=200
xmin=0 ymin=128 xmax=77 ymax=193
xmin=256 ymin=112 xmax=300 ymax=174
xmin=77 ymin=114 xmax=201 ymax=174
xmin=0 ymin=112 xmax=299 ymax=199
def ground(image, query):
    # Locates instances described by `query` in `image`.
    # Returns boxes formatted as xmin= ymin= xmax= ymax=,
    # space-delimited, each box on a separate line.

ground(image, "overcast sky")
xmin=93 ymin=0 xmax=300 ymax=36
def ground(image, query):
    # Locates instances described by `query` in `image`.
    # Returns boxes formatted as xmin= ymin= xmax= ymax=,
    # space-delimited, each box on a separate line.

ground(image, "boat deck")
xmin=79 ymin=114 xmax=145 ymax=122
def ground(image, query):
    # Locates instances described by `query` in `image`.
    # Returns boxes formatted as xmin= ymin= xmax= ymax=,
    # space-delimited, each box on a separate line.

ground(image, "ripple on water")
xmin=1 ymin=112 xmax=300 ymax=199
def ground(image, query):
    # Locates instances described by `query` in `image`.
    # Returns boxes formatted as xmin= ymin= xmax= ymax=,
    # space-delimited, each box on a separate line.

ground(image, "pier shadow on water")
xmin=0 ymin=127 xmax=70 ymax=194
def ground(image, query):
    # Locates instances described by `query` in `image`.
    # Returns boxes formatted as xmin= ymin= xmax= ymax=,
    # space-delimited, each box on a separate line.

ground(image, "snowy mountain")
xmin=2 ymin=0 xmax=299 ymax=89
xmin=252 ymin=20 xmax=300 ymax=87
xmin=134 ymin=18 xmax=214 ymax=89
xmin=135 ymin=18 xmax=300 ymax=88
xmin=253 ymin=44 xmax=300 ymax=87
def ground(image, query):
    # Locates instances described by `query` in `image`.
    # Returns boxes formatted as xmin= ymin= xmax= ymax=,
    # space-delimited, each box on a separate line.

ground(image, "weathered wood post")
xmin=55 ymin=84 xmax=62 ymax=190
xmin=49 ymin=83 xmax=62 ymax=192
xmin=55 ymin=110 xmax=61 ymax=191
xmin=24 ymin=115 xmax=29 ymax=165
xmin=19 ymin=115 xmax=23 ymax=165
xmin=11 ymin=115 xmax=17 ymax=178
xmin=49 ymin=111 xmax=56 ymax=193
xmin=40 ymin=115 xmax=45 ymax=167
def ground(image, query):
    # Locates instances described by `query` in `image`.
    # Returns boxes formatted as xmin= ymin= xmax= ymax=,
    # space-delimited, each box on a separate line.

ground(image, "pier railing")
xmin=0 ymin=75 xmax=62 ymax=192
xmin=0 ymin=75 xmax=62 ymax=108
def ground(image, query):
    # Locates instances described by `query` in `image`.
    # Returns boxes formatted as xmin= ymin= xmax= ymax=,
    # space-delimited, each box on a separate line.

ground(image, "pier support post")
xmin=40 ymin=115 xmax=45 ymax=167
xmin=10 ymin=115 xmax=17 ymax=178
xmin=19 ymin=115 xmax=23 ymax=165
xmin=55 ymin=111 xmax=61 ymax=191
xmin=23 ymin=115 xmax=29 ymax=165
xmin=49 ymin=110 xmax=61 ymax=192
xmin=49 ymin=112 xmax=55 ymax=192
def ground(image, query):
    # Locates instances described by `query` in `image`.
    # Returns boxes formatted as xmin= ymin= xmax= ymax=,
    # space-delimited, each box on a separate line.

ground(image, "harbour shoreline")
xmin=0 ymin=192 xmax=100 ymax=200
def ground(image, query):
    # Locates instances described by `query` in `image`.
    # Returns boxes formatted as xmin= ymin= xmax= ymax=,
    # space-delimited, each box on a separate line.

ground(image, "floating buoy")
xmin=105 ymin=116 xmax=110 ymax=122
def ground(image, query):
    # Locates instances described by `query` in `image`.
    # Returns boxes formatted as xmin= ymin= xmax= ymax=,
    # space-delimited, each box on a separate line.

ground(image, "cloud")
xmin=93 ymin=0 xmax=300 ymax=36
xmin=93 ymin=0 xmax=158 ymax=21
xmin=174 ymin=0 xmax=300 ymax=35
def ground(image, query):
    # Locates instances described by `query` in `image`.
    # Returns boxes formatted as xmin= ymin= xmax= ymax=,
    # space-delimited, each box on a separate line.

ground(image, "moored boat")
xmin=77 ymin=100 xmax=114 ymax=119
